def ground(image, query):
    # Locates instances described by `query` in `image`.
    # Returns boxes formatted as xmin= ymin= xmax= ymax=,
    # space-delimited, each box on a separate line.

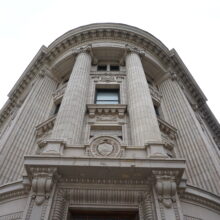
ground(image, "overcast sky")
xmin=0 ymin=0 xmax=219 ymax=121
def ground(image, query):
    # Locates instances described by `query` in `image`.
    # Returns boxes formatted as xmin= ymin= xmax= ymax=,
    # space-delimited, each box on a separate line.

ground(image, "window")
xmin=154 ymin=105 xmax=160 ymax=117
xmin=97 ymin=65 xmax=107 ymax=71
xmin=110 ymin=65 xmax=120 ymax=71
xmin=54 ymin=103 xmax=61 ymax=114
xmin=95 ymin=89 xmax=119 ymax=104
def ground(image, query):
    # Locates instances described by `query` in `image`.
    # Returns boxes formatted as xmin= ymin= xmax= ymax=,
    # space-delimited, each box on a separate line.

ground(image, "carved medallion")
xmin=89 ymin=136 xmax=121 ymax=157
xmin=97 ymin=142 xmax=114 ymax=156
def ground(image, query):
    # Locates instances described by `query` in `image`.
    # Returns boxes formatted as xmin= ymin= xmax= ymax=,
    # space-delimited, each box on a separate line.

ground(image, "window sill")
xmin=87 ymin=104 xmax=127 ymax=118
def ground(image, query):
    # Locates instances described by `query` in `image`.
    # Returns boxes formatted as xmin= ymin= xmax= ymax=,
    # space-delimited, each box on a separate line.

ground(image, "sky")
xmin=0 ymin=0 xmax=220 ymax=121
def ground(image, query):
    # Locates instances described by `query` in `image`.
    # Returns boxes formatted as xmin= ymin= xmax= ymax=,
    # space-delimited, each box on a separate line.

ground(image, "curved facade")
xmin=0 ymin=23 xmax=220 ymax=220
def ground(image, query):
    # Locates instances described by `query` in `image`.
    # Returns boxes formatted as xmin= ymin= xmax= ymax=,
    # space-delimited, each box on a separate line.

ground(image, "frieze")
xmin=65 ymin=187 xmax=146 ymax=205
xmin=59 ymin=177 xmax=149 ymax=185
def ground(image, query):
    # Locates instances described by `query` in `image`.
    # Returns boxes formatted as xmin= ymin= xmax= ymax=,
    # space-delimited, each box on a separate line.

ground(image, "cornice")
xmin=180 ymin=185 xmax=220 ymax=212
xmin=0 ymin=180 xmax=29 ymax=203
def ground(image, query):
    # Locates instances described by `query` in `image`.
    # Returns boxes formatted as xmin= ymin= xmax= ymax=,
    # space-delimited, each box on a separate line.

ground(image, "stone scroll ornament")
xmin=31 ymin=168 xmax=57 ymax=205
xmin=153 ymin=171 xmax=177 ymax=208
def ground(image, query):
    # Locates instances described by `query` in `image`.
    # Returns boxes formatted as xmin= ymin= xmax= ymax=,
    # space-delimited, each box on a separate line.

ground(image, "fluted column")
xmin=0 ymin=69 xmax=57 ymax=185
xmin=126 ymin=48 xmax=163 ymax=151
xmin=51 ymin=47 xmax=91 ymax=145
xmin=159 ymin=73 xmax=220 ymax=195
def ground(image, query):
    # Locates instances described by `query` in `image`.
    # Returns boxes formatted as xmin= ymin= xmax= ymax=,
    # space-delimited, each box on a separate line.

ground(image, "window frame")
xmin=95 ymin=88 xmax=120 ymax=104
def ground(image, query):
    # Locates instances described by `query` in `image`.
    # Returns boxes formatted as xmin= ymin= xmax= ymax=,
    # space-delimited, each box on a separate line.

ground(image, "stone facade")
xmin=0 ymin=23 xmax=219 ymax=220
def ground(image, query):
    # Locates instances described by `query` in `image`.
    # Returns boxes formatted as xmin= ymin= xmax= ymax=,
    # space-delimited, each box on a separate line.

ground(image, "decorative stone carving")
xmin=72 ymin=44 xmax=92 ymax=56
xmin=92 ymin=75 xmax=124 ymax=83
xmin=153 ymin=170 xmax=177 ymax=208
xmin=125 ymin=44 xmax=145 ymax=56
xmin=96 ymin=114 xmax=117 ymax=121
xmin=35 ymin=116 xmax=56 ymax=138
xmin=30 ymin=167 xmax=57 ymax=205
xmin=88 ymin=136 xmax=122 ymax=157
xmin=158 ymin=118 xmax=177 ymax=141
xmin=87 ymin=104 xmax=127 ymax=118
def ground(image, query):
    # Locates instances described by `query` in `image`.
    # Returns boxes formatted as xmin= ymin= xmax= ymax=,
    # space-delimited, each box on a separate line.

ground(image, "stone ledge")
xmin=87 ymin=104 xmax=127 ymax=118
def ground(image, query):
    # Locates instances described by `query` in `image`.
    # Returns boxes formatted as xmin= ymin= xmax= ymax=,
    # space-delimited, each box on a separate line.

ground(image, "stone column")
xmin=159 ymin=73 xmax=220 ymax=195
xmin=50 ymin=46 xmax=91 ymax=147
xmin=0 ymin=68 xmax=57 ymax=185
xmin=126 ymin=47 xmax=166 ymax=157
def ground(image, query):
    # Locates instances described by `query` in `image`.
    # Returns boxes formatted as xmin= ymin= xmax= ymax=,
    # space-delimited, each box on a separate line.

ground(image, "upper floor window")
xmin=97 ymin=64 xmax=120 ymax=71
xmin=154 ymin=105 xmax=160 ymax=117
xmin=110 ymin=65 xmax=120 ymax=71
xmin=97 ymin=65 xmax=107 ymax=71
xmin=95 ymin=89 xmax=119 ymax=104
xmin=54 ymin=103 xmax=61 ymax=115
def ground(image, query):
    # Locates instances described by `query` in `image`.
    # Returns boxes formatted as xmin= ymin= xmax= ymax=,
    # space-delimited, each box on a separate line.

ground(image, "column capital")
xmin=125 ymin=44 xmax=145 ymax=56
xmin=72 ymin=44 xmax=96 ymax=64
xmin=72 ymin=44 xmax=92 ymax=56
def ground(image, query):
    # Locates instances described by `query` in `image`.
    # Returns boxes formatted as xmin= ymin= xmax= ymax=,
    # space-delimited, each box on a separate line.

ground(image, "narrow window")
xmin=110 ymin=65 xmax=120 ymax=71
xmin=95 ymin=89 xmax=119 ymax=104
xmin=54 ymin=103 xmax=61 ymax=115
xmin=97 ymin=65 xmax=107 ymax=71
xmin=154 ymin=105 xmax=160 ymax=117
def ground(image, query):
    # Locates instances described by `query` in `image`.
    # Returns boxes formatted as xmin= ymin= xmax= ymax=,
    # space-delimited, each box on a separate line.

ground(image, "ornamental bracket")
xmin=30 ymin=167 xmax=58 ymax=205
xmin=152 ymin=170 xmax=178 ymax=208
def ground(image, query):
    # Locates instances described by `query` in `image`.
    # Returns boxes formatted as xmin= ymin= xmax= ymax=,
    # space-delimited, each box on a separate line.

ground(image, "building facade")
xmin=0 ymin=23 xmax=219 ymax=220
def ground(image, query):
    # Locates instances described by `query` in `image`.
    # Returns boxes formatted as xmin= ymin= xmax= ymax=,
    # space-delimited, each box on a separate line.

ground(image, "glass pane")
xmin=110 ymin=65 xmax=120 ymax=71
xmin=96 ymin=89 xmax=119 ymax=104
xmin=97 ymin=65 xmax=107 ymax=71
xmin=96 ymin=100 xmax=119 ymax=104
xmin=97 ymin=92 xmax=118 ymax=101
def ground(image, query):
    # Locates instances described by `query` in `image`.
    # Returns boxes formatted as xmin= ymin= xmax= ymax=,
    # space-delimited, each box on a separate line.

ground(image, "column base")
xmin=145 ymin=141 xmax=169 ymax=158
xmin=38 ymin=139 xmax=65 ymax=155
